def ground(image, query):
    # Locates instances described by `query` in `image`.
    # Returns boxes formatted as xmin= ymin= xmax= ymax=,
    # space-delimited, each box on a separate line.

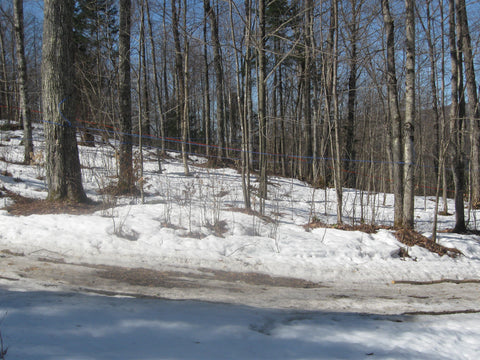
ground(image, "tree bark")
xmin=42 ymin=0 xmax=86 ymax=202
xmin=204 ymin=0 xmax=225 ymax=162
xmin=448 ymin=0 xmax=466 ymax=232
xmin=403 ymin=0 xmax=415 ymax=229
xmin=145 ymin=0 xmax=165 ymax=169
xmin=258 ymin=0 xmax=267 ymax=213
xmin=13 ymin=0 xmax=33 ymax=163
xmin=203 ymin=11 xmax=211 ymax=158
xmin=118 ymin=0 xmax=134 ymax=193
xmin=344 ymin=0 xmax=360 ymax=188
xmin=382 ymin=0 xmax=403 ymax=228
xmin=0 ymin=25 xmax=9 ymax=122
xmin=455 ymin=0 xmax=480 ymax=208
xmin=331 ymin=0 xmax=342 ymax=224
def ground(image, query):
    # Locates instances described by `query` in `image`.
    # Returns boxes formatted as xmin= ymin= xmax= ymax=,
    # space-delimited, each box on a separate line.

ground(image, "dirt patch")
xmin=395 ymin=229 xmax=463 ymax=258
xmin=198 ymin=268 xmax=323 ymax=288
xmin=93 ymin=264 xmax=323 ymax=289
xmin=2 ymin=188 xmax=101 ymax=216
xmin=97 ymin=267 xmax=201 ymax=289
xmin=305 ymin=219 xmax=391 ymax=234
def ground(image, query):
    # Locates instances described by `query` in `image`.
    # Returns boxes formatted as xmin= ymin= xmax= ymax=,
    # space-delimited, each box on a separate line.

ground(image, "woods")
xmin=1 ymin=0 xmax=480 ymax=232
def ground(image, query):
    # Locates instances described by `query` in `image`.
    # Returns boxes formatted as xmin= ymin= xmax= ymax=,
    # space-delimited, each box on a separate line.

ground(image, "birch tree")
xmin=403 ymin=0 xmax=415 ymax=229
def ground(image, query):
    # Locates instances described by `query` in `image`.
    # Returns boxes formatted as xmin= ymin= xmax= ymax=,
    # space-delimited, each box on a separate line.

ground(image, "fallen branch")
xmin=394 ymin=279 xmax=480 ymax=285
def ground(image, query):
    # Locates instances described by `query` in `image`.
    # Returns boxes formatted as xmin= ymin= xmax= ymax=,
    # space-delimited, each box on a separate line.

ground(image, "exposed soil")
xmin=394 ymin=229 xmax=463 ymax=258
xmin=305 ymin=219 xmax=391 ymax=234
xmin=94 ymin=265 xmax=323 ymax=289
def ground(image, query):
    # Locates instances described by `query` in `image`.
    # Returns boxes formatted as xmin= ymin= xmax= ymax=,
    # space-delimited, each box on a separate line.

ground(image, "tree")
xmin=257 ymin=0 xmax=267 ymax=213
xmin=455 ymin=0 xmax=480 ymax=208
xmin=118 ymin=0 xmax=134 ymax=192
xmin=42 ymin=0 xmax=87 ymax=202
xmin=403 ymin=0 xmax=415 ymax=229
xmin=13 ymin=0 xmax=33 ymax=163
xmin=145 ymin=0 xmax=165 ymax=169
xmin=204 ymin=0 xmax=225 ymax=163
xmin=171 ymin=0 xmax=189 ymax=175
xmin=0 ymin=4 xmax=12 ymax=124
xmin=448 ymin=0 xmax=466 ymax=232
xmin=382 ymin=0 xmax=403 ymax=228
xmin=343 ymin=0 xmax=362 ymax=188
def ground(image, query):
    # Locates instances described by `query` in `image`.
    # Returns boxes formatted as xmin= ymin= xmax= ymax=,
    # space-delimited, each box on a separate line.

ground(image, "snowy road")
xmin=1 ymin=252 xmax=479 ymax=316
xmin=1 ymin=287 xmax=478 ymax=360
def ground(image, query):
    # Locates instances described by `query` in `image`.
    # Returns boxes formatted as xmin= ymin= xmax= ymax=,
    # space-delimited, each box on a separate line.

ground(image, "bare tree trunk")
xmin=145 ymin=0 xmax=164 ymax=171
xmin=258 ymin=0 xmax=267 ymax=213
xmin=118 ymin=0 xmax=134 ymax=193
xmin=439 ymin=0 xmax=449 ymax=215
xmin=140 ymin=0 xmax=150 ymax=140
xmin=455 ymin=0 xmax=480 ymax=208
xmin=424 ymin=0 xmax=445 ymax=241
xmin=171 ymin=0 xmax=189 ymax=175
xmin=331 ymin=0 xmax=342 ymax=224
xmin=382 ymin=0 xmax=403 ymax=228
xmin=0 ymin=25 xmax=9 ymax=122
xmin=403 ymin=0 xmax=415 ymax=229
xmin=229 ymin=0 xmax=251 ymax=210
xmin=13 ymin=0 xmax=33 ymax=163
xmin=202 ymin=12 xmax=211 ymax=158
xmin=42 ymin=0 xmax=86 ymax=202
xmin=204 ymin=0 xmax=225 ymax=162
xmin=448 ymin=0 xmax=466 ymax=232
xmin=302 ymin=0 xmax=313 ymax=182
xmin=344 ymin=0 xmax=360 ymax=188
xmin=182 ymin=0 xmax=190 ymax=176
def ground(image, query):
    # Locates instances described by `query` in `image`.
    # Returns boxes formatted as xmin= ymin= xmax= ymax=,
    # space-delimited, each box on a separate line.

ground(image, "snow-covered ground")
xmin=1 ymin=122 xmax=480 ymax=359
xmin=2 ymin=288 xmax=480 ymax=360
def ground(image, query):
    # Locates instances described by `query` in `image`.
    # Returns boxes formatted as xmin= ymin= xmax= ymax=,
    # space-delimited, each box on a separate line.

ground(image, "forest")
xmin=1 ymin=0 xmax=480 ymax=233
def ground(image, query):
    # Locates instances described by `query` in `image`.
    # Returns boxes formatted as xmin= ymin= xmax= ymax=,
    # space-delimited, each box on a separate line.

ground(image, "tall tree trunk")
xmin=0 ymin=25 xmax=9 ymax=122
xmin=182 ymin=0 xmax=190 ymax=176
xmin=439 ymin=0 xmax=449 ymax=215
xmin=42 ymin=0 xmax=86 ymax=202
xmin=204 ymin=0 xmax=225 ymax=162
xmin=448 ymin=0 xmax=466 ymax=232
xmin=382 ymin=0 xmax=403 ymax=228
xmin=145 ymin=0 xmax=165 ymax=170
xmin=229 ymin=0 xmax=251 ymax=210
xmin=203 ymin=12 xmax=211 ymax=158
xmin=455 ymin=0 xmax=480 ymax=208
xmin=331 ymin=0 xmax=342 ymax=224
xmin=303 ymin=0 xmax=313 ymax=182
xmin=403 ymin=0 xmax=415 ymax=229
xmin=258 ymin=0 xmax=267 ymax=213
xmin=344 ymin=0 xmax=360 ymax=189
xmin=171 ymin=0 xmax=189 ymax=175
xmin=425 ymin=0 xmax=445 ymax=241
xmin=118 ymin=0 xmax=134 ymax=193
xmin=13 ymin=0 xmax=33 ymax=163
xmin=140 ymin=0 xmax=150 ymax=139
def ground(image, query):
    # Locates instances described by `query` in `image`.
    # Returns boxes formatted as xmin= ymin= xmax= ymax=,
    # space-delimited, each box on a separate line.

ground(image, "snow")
xmin=1 ymin=123 xmax=480 ymax=359
xmin=2 ymin=289 xmax=480 ymax=360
